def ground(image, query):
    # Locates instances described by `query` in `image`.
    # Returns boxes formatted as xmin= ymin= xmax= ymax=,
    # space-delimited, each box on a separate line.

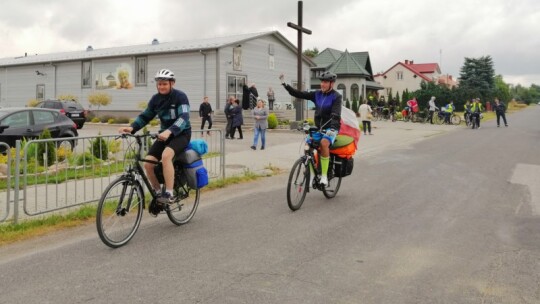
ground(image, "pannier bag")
xmin=330 ymin=135 xmax=356 ymax=159
xmin=332 ymin=155 xmax=354 ymax=177
xmin=176 ymin=149 xmax=209 ymax=189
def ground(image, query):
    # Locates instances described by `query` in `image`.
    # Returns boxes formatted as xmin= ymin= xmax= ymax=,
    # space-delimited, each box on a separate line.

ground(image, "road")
xmin=1 ymin=107 xmax=539 ymax=303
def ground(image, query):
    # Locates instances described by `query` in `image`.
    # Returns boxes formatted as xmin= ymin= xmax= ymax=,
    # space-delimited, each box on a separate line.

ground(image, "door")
xmin=0 ymin=110 xmax=32 ymax=147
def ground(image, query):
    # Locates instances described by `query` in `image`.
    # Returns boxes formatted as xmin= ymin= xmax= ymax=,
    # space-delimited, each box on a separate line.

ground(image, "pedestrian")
xmin=251 ymin=99 xmax=268 ymax=150
xmin=493 ymin=98 xmax=508 ymax=127
xmin=224 ymin=96 xmax=234 ymax=139
xmin=199 ymin=96 xmax=213 ymax=135
xmin=267 ymin=87 xmax=275 ymax=110
xmin=428 ymin=96 xmax=438 ymax=124
xmin=359 ymin=99 xmax=373 ymax=135
xmin=230 ymin=99 xmax=244 ymax=139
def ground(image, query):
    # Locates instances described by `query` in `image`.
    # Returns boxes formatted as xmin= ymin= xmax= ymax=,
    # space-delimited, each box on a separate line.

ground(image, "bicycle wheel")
xmin=166 ymin=184 xmax=201 ymax=225
xmin=322 ymin=174 xmax=342 ymax=199
xmin=287 ymin=158 xmax=309 ymax=211
xmin=435 ymin=114 xmax=444 ymax=125
xmin=451 ymin=114 xmax=461 ymax=125
xmin=96 ymin=176 xmax=144 ymax=248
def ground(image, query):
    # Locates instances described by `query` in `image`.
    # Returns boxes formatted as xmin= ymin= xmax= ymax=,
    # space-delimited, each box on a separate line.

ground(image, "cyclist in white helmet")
xmin=119 ymin=69 xmax=192 ymax=204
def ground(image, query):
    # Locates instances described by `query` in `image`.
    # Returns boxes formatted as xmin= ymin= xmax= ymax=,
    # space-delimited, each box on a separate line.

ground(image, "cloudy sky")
xmin=1 ymin=0 xmax=538 ymax=86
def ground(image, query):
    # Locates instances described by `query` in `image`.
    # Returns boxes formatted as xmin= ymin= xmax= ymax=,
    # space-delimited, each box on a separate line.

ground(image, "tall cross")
xmin=287 ymin=1 xmax=312 ymax=121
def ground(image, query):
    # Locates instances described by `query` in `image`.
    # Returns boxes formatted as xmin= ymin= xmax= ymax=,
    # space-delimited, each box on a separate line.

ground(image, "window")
xmin=337 ymin=83 xmax=346 ymax=101
xmin=135 ymin=57 xmax=147 ymax=85
xmin=268 ymin=55 xmax=275 ymax=70
xmin=227 ymin=74 xmax=247 ymax=101
xmin=33 ymin=110 xmax=56 ymax=125
xmin=82 ymin=61 xmax=92 ymax=88
xmin=2 ymin=111 xmax=30 ymax=128
xmin=351 ymin=84 xmax=359 ymax=101
xmin=397 ymin=71 xmax=403 ymax=80
xmin=36 ymin=84 xmax=45 ymax=100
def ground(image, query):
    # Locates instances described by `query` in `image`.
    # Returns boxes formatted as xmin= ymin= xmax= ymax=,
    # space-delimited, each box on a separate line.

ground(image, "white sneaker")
xmin=320 ymin=175 xmax=328 ymax=186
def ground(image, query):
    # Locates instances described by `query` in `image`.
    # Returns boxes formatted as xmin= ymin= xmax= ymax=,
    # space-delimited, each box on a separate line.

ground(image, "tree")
xmin=88 ymin=92 xmax=112 ymax=112
xmin=351 ymin=99 xmax=359 ymax=114
xmin=345 ymin=98 xmax=351 ymax=109
xmin=303 ymin=47 xmax=319 ymax=58
xmin=493 ymin=75 xmax=511 ymax=103
xmin=458 ymin=55 xmax=495 ymax=101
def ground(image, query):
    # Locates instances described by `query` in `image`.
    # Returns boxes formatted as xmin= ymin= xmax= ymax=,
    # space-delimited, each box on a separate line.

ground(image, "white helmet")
xmin=154 ymin=69 xmax=175 ymax=81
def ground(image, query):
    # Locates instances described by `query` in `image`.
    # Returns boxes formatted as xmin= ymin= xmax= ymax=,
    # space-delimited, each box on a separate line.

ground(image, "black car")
xmin=0 ymin=107 xmax=78 ymax=151
xmin=36 ymin=100 xmax=87 ymax=129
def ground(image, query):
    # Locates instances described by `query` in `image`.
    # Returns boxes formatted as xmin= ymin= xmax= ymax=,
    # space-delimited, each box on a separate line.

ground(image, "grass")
xmin=0 ymin=169 xmax=279 ymax=246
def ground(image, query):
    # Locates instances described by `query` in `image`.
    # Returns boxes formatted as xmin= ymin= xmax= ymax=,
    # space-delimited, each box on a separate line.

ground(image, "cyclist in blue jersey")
xmin=279 ymin=72 xmax=342 ymax=186
xmin=118 ymin=69 xmax=191 ymax=204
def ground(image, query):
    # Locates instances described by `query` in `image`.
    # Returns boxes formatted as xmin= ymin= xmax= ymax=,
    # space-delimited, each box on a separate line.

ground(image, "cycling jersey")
xmin=283 ymin=84 xmax=342 ymax=130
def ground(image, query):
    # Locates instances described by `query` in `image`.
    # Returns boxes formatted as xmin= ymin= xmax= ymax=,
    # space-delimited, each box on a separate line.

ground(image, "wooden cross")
xmin=287 ymin=1 xmax=312 ymax=121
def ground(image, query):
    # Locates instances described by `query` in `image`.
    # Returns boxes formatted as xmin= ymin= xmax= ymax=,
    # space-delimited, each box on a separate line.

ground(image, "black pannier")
xmin=332 ymin=155 xmax=354 ymax=177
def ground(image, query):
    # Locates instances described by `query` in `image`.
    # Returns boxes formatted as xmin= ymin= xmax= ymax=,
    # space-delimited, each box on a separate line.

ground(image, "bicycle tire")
xmin=451 ymin=114 xmax=461 ymax=125
xmin=287 ymin=158 xmax=309 ymax=211
xmin=435 ymin=114 xmax=445 ymax=125
xmin=322 ymin=174 xmax=342 ymax=199
xmin=96 ymin=176 xmax=144 ymax=248
xmin=166 ymin=183 xmax=201 ymax=226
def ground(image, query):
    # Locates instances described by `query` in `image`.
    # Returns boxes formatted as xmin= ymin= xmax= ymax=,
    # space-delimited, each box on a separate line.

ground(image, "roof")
xmin=0 ymin=31 xmax=315 ymax=67
xmin=380 ymin=62 xmax=433 ymax=82
xmin=312 ymin=48 xmax=343 ymax=69
xmin=328 ymin=50 xmax=370 ymax=76
xmin=407 ymin=63 xmax=441 ymax=74
xmin=350 ymin=52 xmax=373 ymax=75
xmin=366 ymin=80 xmax=385 ymax=90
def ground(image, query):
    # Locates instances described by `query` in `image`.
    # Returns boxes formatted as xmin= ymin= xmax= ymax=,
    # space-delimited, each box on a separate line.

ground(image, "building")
xmin=310 ymin=48 xmax=383 ymax=102
xmin=0 ymin=31 xmax=314 ymax=114
xmin=374 ymin=59 xmax=444 ymax=100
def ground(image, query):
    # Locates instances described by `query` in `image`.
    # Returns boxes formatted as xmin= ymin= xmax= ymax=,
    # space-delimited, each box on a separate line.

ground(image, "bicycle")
xmin=434 ymin=110 xmax=461 ymax=125
xmin=96 ymin=133 xmax=201 ymax=248
xmin=470 ymin=113 xmax=482 ymax=129
xmin=286 ymin=122 xmax=343 ymax=211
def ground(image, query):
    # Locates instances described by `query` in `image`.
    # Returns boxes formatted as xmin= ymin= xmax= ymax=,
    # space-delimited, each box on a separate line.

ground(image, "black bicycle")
xmin=96 ymin=133 xmax=201 ymax=248
xmin=287 ymin=122 xmax=342 ymax=211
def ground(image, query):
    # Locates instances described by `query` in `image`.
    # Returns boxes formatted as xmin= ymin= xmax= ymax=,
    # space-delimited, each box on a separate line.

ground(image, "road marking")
xmin=510 ymin=164 xmax=540 ymax=215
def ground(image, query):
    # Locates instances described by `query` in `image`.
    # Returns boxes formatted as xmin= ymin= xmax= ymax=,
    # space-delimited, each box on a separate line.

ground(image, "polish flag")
xmin=338 ymin=106 xmax=360 ymax=148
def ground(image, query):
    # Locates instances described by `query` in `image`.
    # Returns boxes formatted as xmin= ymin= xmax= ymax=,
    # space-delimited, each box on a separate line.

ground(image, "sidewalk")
xmin=222 ymin=121 xmax=460 ymax=176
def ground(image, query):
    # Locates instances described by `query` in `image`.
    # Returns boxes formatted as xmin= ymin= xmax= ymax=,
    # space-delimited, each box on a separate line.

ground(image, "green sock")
xmin=320 ymin=156 xmax=329 ymax=177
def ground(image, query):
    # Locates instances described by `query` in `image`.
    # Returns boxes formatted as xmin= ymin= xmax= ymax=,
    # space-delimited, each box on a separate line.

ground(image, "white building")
xmin=0 ymin=31 xmax=314 ymax=113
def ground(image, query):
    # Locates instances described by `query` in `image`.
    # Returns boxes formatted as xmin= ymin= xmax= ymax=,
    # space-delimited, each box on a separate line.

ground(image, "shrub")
xmin=88 ymin=92 xmax=112 ymax=111
xmin=37 ymin=129 xmax=56 ymax=166
xmin=267 ymin=113 xmax=278 ymax=129
xmin=116 ymin=116 xmax=130 ymax=124
xmin=71 ymin=152 xmax=100 ymax=166
xmin=100 ymin=115 xmax=114 ymax=123
xmin=56 ymin=146 xmax=73 ymax=162
xmin=306 ymin=118 xmax=315 ymax=126
xmin=91 ymin=117 xmax=101 ymax=123
xmin=27 ymin=98 xmax=40 ymax=107
xmin=90 ymin=136 xmax=108 ymax=160
xmin=107 ymin=118 xmax=115 ymax=124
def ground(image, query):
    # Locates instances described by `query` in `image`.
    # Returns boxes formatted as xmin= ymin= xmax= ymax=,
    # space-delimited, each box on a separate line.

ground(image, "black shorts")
xmin=147 ymin=133 xmax=191 ymax=160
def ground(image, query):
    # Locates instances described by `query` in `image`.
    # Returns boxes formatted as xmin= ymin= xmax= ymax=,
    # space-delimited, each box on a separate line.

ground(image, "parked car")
xmin=0 ymin=107 xmax=78 ymax=152
xmin=36 ymin=100 xmax=87 ymax=129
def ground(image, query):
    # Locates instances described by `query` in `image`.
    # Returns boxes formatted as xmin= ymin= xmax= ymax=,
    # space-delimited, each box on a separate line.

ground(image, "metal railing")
xmin=0 ymin=129 xmax=224 ymax=224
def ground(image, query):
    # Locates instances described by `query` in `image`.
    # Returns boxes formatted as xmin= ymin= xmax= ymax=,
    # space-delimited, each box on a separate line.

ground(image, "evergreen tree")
xmin=458 ymin=55 xmax=495 ymax=101
xmin=345 ymin=99 xmax=351 ymax=109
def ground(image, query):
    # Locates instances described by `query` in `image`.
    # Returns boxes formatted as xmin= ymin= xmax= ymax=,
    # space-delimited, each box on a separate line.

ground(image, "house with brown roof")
xmin=374 ymin=59 xmax=445 ymax=100
xmin=310 ymin=48 xmax=383 ymax=102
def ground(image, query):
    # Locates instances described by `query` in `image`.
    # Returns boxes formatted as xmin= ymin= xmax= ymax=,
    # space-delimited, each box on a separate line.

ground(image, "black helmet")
xmin=318 ymin=71 xmax=337 ymax=82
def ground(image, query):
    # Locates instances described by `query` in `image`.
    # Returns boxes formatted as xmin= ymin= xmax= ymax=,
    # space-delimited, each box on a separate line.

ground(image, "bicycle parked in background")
xmin=433 ymin=109 xmax=461 ymax=125
xmin=96 ymin=133 xmax=201 ymax=248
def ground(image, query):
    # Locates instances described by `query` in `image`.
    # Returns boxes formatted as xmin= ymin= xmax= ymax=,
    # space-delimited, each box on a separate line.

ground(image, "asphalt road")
xmin=1 ymin=107 xmax=539 ymax=303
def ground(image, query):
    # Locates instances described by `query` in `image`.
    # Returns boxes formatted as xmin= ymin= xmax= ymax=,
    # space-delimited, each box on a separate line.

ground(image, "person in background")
xmin=199 ymin=96 xmax=213 ymax=135
xmin=251 ymin=99 xmax=268 ymax=150
xmin=224 ymin=96 xmax=234 ymax=139
xmin=230 ymin=99 xmax=244 ymax=139
xmin=471 ymin=98 xmax=484 ymax=128
xmin=428 ymin=96 xmax=438 ymax=124
xmin=444 ymin=100 xmax=454 ymax=124
xmin=463 ymin=100 xmax=472 ymax=124
xmin=493 ymin=98 xmax=508 ymax=127
xmin=267 ymin=87 xmax=275 ymax=110
xmin=359 ymin=99 xmax=373 ymax=135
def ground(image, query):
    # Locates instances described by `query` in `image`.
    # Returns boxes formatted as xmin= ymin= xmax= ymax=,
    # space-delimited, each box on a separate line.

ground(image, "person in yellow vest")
xmin=444 ymin=101 xmax=454 ymax=124
xmin=471 ymin=98 xmax=484 ymax=128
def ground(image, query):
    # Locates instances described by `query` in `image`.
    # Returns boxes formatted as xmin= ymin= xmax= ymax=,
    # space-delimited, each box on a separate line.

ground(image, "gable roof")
xmin=328 ymin=50 xmax=370 ymax=76
xmin=0 ymin=31 xmax=315 ymax=67
xmin=350 ymin=51 xmax=373 ymax=76
xmin=380 ymin=62 xmax=433 ymax=82
xmin=407 ymin=62 xmax=441 ymax=74
xmin=312 ymin=48 xmax=343 ymax=69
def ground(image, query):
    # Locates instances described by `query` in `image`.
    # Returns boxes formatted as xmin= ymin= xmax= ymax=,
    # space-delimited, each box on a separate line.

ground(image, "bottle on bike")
xmin=118 ymin=69 xmax=192 ymax=205
xmin=280 ymin=71 xmax=342 ymax=186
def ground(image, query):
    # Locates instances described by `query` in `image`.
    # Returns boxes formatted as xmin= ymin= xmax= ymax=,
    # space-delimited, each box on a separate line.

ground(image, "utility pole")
xmin=287 ymin=1 xmax=312 ymax=121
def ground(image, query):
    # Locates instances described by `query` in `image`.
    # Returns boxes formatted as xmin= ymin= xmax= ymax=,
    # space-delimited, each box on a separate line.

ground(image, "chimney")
xmin=86 ymin=45 xmax=93 ymax=51
xmin=410 ymin=60 xmax=414 ymax=64
xmin=152 ymin=38 xmax=159 ymax=45
xmin=404 ymin=60 xmax=409 ymax=64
